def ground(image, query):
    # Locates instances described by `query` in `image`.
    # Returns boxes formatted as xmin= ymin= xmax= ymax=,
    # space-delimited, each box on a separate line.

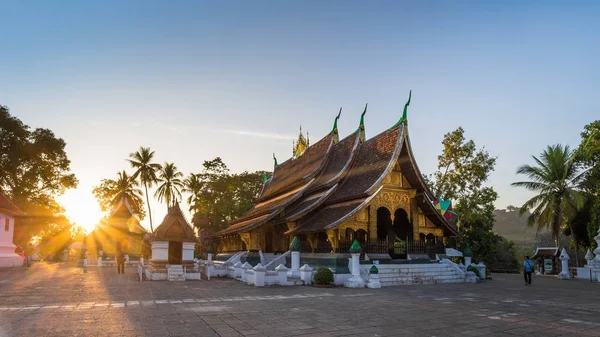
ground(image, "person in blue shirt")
xmin=523 ymin=256 xmax=534 ymax=285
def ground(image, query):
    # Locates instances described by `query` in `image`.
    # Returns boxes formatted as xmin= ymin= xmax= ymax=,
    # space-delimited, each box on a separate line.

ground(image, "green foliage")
xmin=512 ymin=144 xmax=585 ymax=245
xmin=313 ymin=267 xmax=334 ymax=285
xmin=0 ymin=105 xmax=78 ymax=246
xmin=154 ymin=162 xmax=184 ymax=210
xmin=128 ymin=147 xmax=161 ymax=232
xmin=428 ymin=127 xmax=518 ymax=272
xmin=186 ymin=157 xmax=271 ymax=232
xmin=92 ymin=170 xmax=146 ymax=219
xmin=574 ymin=120 xmax=600 ymax=249
xmin=467 ymin=265 xmax=480 ymax=278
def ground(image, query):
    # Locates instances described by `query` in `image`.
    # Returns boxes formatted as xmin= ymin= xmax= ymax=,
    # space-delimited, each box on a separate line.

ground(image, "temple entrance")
xmin=168 ymin=241 xmax=183 ymax=264
xmin=376 ymin=207 xmax=392 ymax=241
xmin=265 ymin=232 xmax=273 ymax=253
xmin=393 ymin=208 xmax=412 ymax=241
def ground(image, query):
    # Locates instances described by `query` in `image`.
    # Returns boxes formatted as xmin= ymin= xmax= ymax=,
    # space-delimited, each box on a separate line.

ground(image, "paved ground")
xmin=0 ymin=263 xmax=599 ymax=337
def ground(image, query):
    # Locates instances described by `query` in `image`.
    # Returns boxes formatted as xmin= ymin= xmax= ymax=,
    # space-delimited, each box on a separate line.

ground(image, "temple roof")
xmin=532 ymin=247 xmax=560 ymax=259
xmin=0 ymin=192 xmax=24 ymax=216
xmin=102 ymin=197 xmax=146 ymax=234
xmin=217 ymin=94 xmax=460 ymax=238
xmin=258 ymin=133 xmax=334 ymax=201
xmin=153 ymin=203 xmax=197 ymax=242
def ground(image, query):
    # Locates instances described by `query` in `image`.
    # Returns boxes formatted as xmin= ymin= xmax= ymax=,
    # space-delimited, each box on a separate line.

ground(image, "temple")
xmin=147 ymin=202 xmax=199 ymax=280
xmin=87 ymin=197 xmax=148 ymax=258
xmin=215 ymin=92 xmax=460 ymax=259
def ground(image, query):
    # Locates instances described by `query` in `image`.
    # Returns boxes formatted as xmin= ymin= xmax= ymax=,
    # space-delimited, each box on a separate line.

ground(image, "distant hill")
xmin=493 ymin=207 xmax=538 ymax=246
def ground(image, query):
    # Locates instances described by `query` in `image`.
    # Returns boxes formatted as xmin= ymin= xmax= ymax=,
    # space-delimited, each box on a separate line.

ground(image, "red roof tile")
xmin=258 ymin=133 xmax=333 ymax=201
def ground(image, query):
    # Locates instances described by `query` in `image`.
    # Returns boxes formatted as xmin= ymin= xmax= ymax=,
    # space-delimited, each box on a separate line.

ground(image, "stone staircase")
xmin=261 ymin=253 xmax=278 ymax=265
xmin=167 ymin=265 xmax=185 ymax=281
xmin=376 ymin=263 xmax=464 ymax=286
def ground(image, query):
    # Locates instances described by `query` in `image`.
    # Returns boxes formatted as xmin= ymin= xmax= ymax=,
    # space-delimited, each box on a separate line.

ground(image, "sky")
xmin=1 ymin=1 xmax=599 ymax=233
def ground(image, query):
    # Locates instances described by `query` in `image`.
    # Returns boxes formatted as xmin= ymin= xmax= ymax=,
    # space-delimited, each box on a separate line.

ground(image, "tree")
xmin=428 ymin=127 xmax=498 ymax=229
xmin=128 ymin=147 xmax=161 ymax=232
xmin=0 ymin=105 xmax=78 ymax=245
xmin=92 ymin=170 xmax=146 ymax=219
xmin=573 ymin=120 xmax=600 ymax=249
xmin=428 ymin=127 xmax=518 ymax=272
xmin=154 ymin=162 xmax=184 ymax=210
xmin=512 ymin=144 xmax=585 ymax=246
xmin=185 ymin=157 xmax=270 ymax=232
xmin=183 ymin=173 xmax=203 ymax=212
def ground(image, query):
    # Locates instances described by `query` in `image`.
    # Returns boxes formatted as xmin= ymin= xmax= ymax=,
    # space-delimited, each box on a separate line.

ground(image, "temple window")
xmin=4 ymin=218 xmax=9 ymax=232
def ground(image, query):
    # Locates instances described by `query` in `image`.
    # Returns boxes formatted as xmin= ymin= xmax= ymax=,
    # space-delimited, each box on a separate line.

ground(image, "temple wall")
xmin=183 ymin=242 xmax=195 ymax=261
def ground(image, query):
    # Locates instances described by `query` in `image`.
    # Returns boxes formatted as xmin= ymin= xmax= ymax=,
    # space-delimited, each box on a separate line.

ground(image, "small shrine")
xmin=576 ymin=227 xmax=600 ymax=282
xmin=531 ymin=247 xmax=559 ymax=274
xmin=0 ymin=192 xmax=25 ymax=267
xmin=86 ymin=197 xmax=148 ymax=259
xmin=147 ymin=202 xmax=198 ymax=281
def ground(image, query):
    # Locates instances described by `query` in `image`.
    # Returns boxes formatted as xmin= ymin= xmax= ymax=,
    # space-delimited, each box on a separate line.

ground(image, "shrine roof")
xmin=153 ymin=203 xmax=196 ymax=242
xmin=327 ymin=125 xmax=404 ymax=203
xmin=258 ymin=133 xmax=333 ymax=201
xmin=531 ymin=247 xmax=560 ymax=259
xmin=286 ymin=190 xmax=380 ymax=235
xmin=217 ymin=213 xmax=274 ymax=236
xmin=310 ymin=132 xmax=360 ymax=190
xmin=104 ymin=198 xmax=146 ymax=234
xmin=0 ymin=192 xmax=25 ymax=216
xmin=284 ymin=184 xmax=338 ymax=221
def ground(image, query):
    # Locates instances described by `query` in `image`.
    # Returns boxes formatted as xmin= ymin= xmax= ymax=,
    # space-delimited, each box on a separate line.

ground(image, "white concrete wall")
xmin=151 ymin=241 xmax=168 ymax=261
xmin=183 ymin=242 xmax=195 ymax=261
xmin=0 ymin=213 xmax=22 ymax=268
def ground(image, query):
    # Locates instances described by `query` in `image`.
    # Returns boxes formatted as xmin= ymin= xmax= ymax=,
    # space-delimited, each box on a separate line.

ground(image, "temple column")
xmin=326 ymin=229 xmax=339 ymax=252
xmin=306 ymin=234 xmax=318 ymax=253
xmin=239 ymin=233 xmax=251 ymax=251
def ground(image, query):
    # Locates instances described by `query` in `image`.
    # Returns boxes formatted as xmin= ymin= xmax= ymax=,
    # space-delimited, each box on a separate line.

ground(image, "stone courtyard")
xmin=0 ymin=263 xmax=599 ymax=337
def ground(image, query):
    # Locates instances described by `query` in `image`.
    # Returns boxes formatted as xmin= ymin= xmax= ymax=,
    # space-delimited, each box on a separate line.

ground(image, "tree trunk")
xmin=144 ymin=183 xmax=154 ymax=232
xmin=574 ymin=240 xmax=580 ymax=267
xmin=551 ymin=198 xmax=562 ymax=247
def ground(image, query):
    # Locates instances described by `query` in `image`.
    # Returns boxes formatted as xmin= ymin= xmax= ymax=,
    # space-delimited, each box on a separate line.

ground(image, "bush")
xmin=313 ymin=267 xmax=334 ymax=285
xmin=467 ymin=265 xmax=480 ymax=278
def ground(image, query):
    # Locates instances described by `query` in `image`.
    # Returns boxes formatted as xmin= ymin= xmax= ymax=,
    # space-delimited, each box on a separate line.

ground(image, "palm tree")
xmin=105 ymin=171 xmax=144 ymax=207
xmin=512 ymin=144 xmax=585 ymax=246
xmin=155 ymin=162 xmax=184 ymax=211
xmin=128 ymin=147 xmax=161 ymax=232
xmin=183 ymin=173 xmax=203 ymax=214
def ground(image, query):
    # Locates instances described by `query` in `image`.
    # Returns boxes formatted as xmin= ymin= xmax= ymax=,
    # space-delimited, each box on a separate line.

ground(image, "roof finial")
xmin=273 ymin=153 xmax=278 ymax=169
xmin=391 ymin=90 xmax=411 ymax=129
xmin=332 ymin=107 xmax=342 ymax=143
xmin=359 ymin=103 xmax=367 ymax=143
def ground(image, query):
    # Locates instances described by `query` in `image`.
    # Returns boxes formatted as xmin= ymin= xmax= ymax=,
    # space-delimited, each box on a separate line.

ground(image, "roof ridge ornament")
xmin=391 ymin=90 xmax=411 ymax=129
xmin=273 ymin=153 xmax=278 ymax=169
xmin=293 ymin=125 xmax=309 ymax=158
xmin=332 ymin=107 xmax=342 ymax=143
xmin=359 ymin=103 xmax=367 ymax=143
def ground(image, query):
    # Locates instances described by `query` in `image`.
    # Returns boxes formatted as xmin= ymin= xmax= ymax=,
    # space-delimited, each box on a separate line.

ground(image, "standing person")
xmin=523 ymin=256 xmax=534 ymax=285
xmin=117 ymin=251 xmax=125 ymax=274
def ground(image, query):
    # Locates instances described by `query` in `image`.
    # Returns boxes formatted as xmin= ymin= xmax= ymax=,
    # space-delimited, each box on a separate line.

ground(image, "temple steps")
xmin=375 ymin=264 xmax=464 ymax=286
xmin=167 ymin=265 xmax=185 ymax=281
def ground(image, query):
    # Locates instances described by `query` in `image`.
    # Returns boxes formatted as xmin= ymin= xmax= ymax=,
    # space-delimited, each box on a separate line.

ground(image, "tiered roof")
xmin=101 ymin=197 xmax=146 ymax=234
xmin=218 ymin=94 xmax=460 ymax=237
xmin=153 ymin=203 xmax=197 ymax=242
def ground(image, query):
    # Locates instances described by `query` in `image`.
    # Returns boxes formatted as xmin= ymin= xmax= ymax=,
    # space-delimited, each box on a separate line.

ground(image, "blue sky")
xmin=1 ymin=1 xmax=599 ymax=231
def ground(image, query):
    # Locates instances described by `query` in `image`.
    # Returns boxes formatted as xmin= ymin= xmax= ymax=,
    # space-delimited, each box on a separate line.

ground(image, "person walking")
xmin=523 ymin=256 xmax=534 ymax=285
xmin=117 ymin=251 xmax=125 ymax=274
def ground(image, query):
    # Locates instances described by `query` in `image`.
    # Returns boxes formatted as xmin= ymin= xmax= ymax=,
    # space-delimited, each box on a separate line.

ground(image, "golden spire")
xmin=293 ymin=125 xmax=309 ymax=158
